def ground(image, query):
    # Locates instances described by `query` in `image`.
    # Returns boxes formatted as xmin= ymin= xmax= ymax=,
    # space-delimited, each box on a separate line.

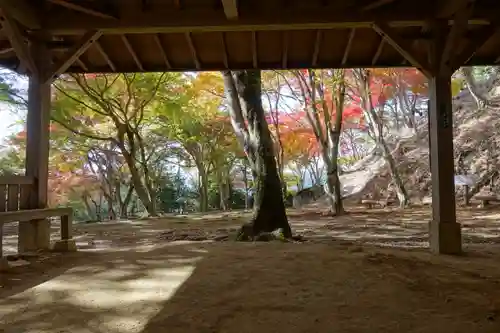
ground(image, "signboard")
xmin=454 ymin=174 xmax=478 ymax=186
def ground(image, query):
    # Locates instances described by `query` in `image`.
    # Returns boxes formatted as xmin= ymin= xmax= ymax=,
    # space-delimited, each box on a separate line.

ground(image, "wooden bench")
xmin=361 ymin=199 xmax=396 ymax=209
xmin=0 ymin=175 xmax=76 ymax=271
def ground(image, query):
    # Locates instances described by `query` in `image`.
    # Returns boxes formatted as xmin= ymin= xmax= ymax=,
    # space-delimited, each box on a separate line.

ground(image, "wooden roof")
xmin=0 ymin=0 xmax=499 ymax=75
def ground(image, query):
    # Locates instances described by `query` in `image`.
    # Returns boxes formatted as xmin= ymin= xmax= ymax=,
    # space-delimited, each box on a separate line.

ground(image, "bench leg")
xmin=18 ymin=219 xmax=51 ymax=253
xmin=52 ymin=215 xmax=76 ymax=252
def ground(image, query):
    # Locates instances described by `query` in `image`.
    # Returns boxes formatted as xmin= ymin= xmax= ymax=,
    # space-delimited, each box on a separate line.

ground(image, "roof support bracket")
xmin=45 ymin=30 xmax=102 ymax=83
xmin=0 ymin=10 xmax=37 ymax=76
xmin=372 ymin=21 xmax=432 ymax=77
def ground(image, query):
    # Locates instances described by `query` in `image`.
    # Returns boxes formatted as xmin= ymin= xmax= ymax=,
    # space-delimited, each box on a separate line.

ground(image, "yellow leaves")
xmin=451 ymin=77 xmax=464 ymax=97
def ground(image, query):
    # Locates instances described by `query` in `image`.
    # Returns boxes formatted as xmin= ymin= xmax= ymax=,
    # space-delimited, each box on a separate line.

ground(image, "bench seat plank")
xmin=0 ymin=208 xmax=73 ymax=224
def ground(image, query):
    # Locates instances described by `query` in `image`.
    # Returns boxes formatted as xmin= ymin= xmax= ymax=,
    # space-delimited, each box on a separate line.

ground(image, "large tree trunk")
xmin=223 ymin=70 xmax=292 ymax=239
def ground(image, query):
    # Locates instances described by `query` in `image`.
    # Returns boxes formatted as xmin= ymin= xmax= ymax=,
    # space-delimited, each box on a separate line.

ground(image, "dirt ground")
xmin=2 ymin=205 xmax=500 ymax=332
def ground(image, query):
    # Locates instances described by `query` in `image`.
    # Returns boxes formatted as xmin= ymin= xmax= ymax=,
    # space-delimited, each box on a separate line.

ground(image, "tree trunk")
xmin=198 ymin=166 xmax=209 ymax=212
xmin=242 ymin=163 xmax=250 ymax=210
xmin=120 ymin=185 xmax=134 ymax=218
xmin=223 ymin=70 xmax=292 ymax=239
xmin=82 ymin=194 xmax=96 ymax=221
xmin=355 ymin=68 xmax=409 ymax=207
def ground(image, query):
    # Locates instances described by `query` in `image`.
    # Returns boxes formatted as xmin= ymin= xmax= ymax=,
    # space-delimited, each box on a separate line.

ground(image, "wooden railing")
xmin=0 ymin=175 xmax=34 ymax=212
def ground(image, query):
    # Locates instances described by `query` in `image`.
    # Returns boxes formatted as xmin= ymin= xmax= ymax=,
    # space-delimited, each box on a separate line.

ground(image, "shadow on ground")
xmin=3 ymin=207 xmax=500 ymax=332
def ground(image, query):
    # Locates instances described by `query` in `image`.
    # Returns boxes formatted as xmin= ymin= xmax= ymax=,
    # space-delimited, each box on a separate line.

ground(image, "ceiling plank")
xmin=436 ymin=0 xmax=474 ymax=18
xmin=47 ymin=30 xmax=102 ymax=82
xmin=221 ymin=32 xmax=229 ymax=69
xmin=0 ymin=0 xmax=41 ymax=29
xmin=42 ymin=6 xmax=463 ymax=35
xmin=281 ymin=31 xmax=288 ymax=68
xmin=372 ymin=21 xmax=431 ymax=77
xmin=452 ymin=23 xmax=500 ymax=70
xmin=0 ymin=10 xmax=36 ymax=75
xmin=121 ymin=34 xmax=144 ymax=71
xmin=47 ymin=0 xmax=117 ymax=20
xmin=221 ymin=0 xmax=238 ymax=20
xmin=251 ymin=31 xmax=258 ymax=68
xmin=94 ymin=40 xmax=116 ymax=71
xmin=362 ymin=0 xmax=397 ymax=11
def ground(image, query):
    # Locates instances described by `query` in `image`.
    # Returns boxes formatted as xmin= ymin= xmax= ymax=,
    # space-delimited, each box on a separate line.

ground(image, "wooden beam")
xmin=0 ymin=11 xmax=37 ymax=75
xmin=43 ymin=7 xmax=475 ymax=35
xmin=362 ymin=0 xmax=397 ymax=11
xmin=185 ymin=32 xmax=200 ymax=69
xmin=46 ymin=30 xmax=102 ymax=82
xmin=341 ymin=28 xmax=356 ymax=66
xmin=372 ymin=21 xmax=431 ymax=77
xmin=0 ymin=0 xmax=41 ymax=29
xmin=121 ymin=34 xmax=144 ymax=71
xmin=311 ymin=30 xmax=322 ymax=67
xmin=94 ymin=40 xmax=116 ymax=71
xmin=221 ymin=0 xmax=238 ymax=20
xmin=221 ymin=32 xmax=229 ymax=69
xmin=281 ymin=31 xmax=288 ymax=68
xmin=251 ymin=31 xmax=258 ymax=68
xmin=371 ymin=38 xmax=385 ymax=65
xmin=47 ymin=0 xmax=117 ymax=20
xmin=153 ymin=34 xmax=171 ymax=69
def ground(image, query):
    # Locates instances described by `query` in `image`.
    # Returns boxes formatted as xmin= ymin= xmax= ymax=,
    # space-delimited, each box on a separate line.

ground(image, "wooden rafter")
xmin=251 ymin=31 xmax=258 ymax=68
xmin=281 ymin=31 xmax=288 ymax=68
xmin=221 ymin=0 xmax=238 ymax=20
xmin=221 ymin=32 xmax=229 ymax=69
xmin=121 ymin=34 xmax=144 ymax=71
xmin=46 ymin=30 xmax=102 ymax=82
xmin=0 ymin=10 xmax=36 ymax=75
xmin=372 ymin=21 xmax=431 ymax=77
xmin=185 ymin=32 xmax=200 ymax=69
xmin=0 ymin=0 xmax=41 ymax=29
xmin=311 ymin=30 xmax=322 ymax=67
xmin=153 ymin=34 xmax=171 ymax=69
xmin=341 ymin=28 xmax=356 ymax=66
xmin=371 ymin=38 xmax=385 ymax=65
xmin=47 ymin=0 xmax=117 ymax=20
xmin=94 ymin=40 xmax=116 ymax=71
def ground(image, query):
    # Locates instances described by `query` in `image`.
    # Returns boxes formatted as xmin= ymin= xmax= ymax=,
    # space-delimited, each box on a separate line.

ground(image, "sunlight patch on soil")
xmin=0 ymin=246 xmax=201 ymax=333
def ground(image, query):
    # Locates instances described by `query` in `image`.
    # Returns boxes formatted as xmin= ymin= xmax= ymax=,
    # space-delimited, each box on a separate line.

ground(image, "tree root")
xmin=235 ymin=222 xmax=304 ymax=242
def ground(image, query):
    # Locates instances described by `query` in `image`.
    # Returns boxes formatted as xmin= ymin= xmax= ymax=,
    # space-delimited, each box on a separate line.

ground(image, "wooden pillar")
xmin=427 ymin=25 xmax=462 ymax=255
xmin=18 ymin=36 xmax=52 ymax=252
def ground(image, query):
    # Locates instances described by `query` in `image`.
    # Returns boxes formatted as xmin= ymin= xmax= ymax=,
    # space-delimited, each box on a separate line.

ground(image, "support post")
xmin=18 ymin=36 xmax=52 ymax=253
xmin=427 ymin=22 xmax=462 ymax=255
